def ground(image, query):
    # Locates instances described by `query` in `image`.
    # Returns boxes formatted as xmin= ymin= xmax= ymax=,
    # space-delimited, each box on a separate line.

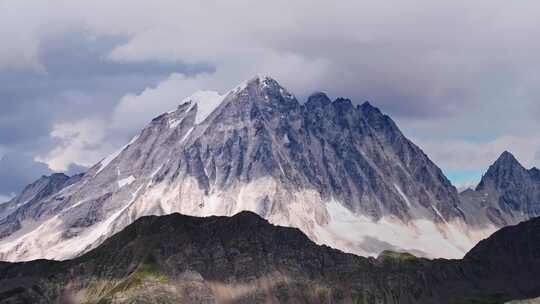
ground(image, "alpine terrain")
xmin=0 ymin=75 xmax=529 ymax=261
xmin=460 ymin=151 xmax=540 ymax=227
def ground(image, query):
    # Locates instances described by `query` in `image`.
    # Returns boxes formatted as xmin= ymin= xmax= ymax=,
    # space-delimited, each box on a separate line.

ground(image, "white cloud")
xmin=3 ymin=0 xmax=540 ymax=177
xmin=454 ymin=179 xmax=480 ymax=192
xmin=3 ymin=0 xmax=539 ymax=108
xmin=111 ymin=73 xmax=216 ymax=134
xmin=415 ymin=136 xmax=540 ymax=172
xmin=37 ymin=118 xmax=113 ymax=171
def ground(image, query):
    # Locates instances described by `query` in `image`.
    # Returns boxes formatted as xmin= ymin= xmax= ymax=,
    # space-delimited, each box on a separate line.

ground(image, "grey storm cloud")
xmin=0 ymin=32 xmax=208 ymax=148
xmin=0 ymin=31 xmax=210 ymax=196
xmin=0 ymin=0 xmax=540 ymax=196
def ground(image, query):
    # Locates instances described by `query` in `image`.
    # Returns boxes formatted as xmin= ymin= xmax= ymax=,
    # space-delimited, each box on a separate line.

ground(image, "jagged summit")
xmin=305 ymin=92 xmax=331 ymax=109
xmin=361 ymin=100 xmax=373 ymax=107
xmin=476 ymin=150 xmax=527 ymax=191
xmin=232 ymin=74 xmax=292 ymax=97
xmin=165 ymin=75 xmax=395 ymax=136
xmin=460 ymin=150 xmax=540 ymax=227
xmin=360 ymin=100 xmax=382 ymax=114
xmin=165 ymin=75 xmax=295 ymax=127
xmin=499 ymin=150 xmax=516 ymax=159
xmin=332 ymin=97 xmax=354 ymax=111
xmin=492 ymin=150 xmax=522 ymax=169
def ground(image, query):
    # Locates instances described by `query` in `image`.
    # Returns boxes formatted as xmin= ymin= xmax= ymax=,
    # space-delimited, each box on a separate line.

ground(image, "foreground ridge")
xmin=0 ymin=211 xmax=539 ymax=303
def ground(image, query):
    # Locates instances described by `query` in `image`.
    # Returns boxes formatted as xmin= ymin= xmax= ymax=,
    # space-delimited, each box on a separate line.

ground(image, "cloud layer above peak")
xmin=1 ymin=0 xmax=540 ymax=195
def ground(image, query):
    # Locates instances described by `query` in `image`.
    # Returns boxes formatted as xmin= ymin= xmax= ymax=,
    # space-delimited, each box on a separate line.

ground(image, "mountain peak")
xmin=166 ymin=75 xmax=290 ymax=126
xmin=496 ymin=150 xmax=518 ymax=163
xmin=237 ymin=74 xmax=279 ymax=89
xmin=476 ymin=150 xmax=527 ymax=191
xmin=491 ymin=150 xmax=523 ymax=170
xmin=228 ymin=75 xmax=298 ymax=111
xmin=224 ymin=74 xmax=289 ymax=96
xmin=254 ymin=73 xmax=276 ymax=82
xmin=164 ymin=75 xmax=298 ymax=132
xmin=361 ymin=100 xmax=374 ymax=108
xmin=246 ymin=74 xmax=286 ymax=91
xmin=360 ymin=100 xmax=383 ymax=116
xmin=306 ymin=92 xmax=331 ymax=109
xmin=332 ymin=97 xmax=353 ymax=111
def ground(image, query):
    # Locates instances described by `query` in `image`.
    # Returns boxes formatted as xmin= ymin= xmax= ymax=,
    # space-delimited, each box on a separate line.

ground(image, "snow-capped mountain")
xmin=0 ymin=76 xmax=498 ymax=261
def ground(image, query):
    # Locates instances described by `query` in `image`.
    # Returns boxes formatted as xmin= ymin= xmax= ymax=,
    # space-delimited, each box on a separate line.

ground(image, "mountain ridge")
xmin=0 ymin=76 xmax=523 ymax=261
xmin=0 ymin=210 xmax=539 ymax=303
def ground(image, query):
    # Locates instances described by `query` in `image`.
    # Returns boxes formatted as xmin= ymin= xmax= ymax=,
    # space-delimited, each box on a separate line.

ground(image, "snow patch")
xmin=180 ymin=127 xmax=194 ymax=143
xmin=0 ymin=174 xmax=497 ymax=262
xmin=95 ymin=134 xmax=139 ymax=175
xmin=96 ymin=149 xmax=121 ymax=175
xmin=168 ymin=102 xmax=196 ymax=129
xmin=118 ymin=176 xmax=136 ymax=188
xmin=431 ymin=205 xmax=447 ymax=223
xmin=181 ymin=91 xmax=225 ymax=124
xmin=313 ymin=199 xmax=495 ymax=259
xmin=393 ymin=184 xmax=411 ymax=207
xmin=150 ymin=165 xmax=163 ymax=179
xmin=168 ymin=118 xmax=182 ymax=129
xmin=0 ymin=184 xmax=146 ymax=261
xmin=127 ymin=134 xmax=140 ymax=146
xmin=229 ymin=80 xmax=248 ymax=94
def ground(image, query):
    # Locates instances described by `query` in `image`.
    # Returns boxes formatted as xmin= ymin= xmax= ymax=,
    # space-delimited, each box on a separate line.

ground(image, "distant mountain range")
xmin=460 ymin=151 xmax=540 ymax=227
xmin=0 ymin=76 xmax=539 ymax=262
xmin=0 ymin=210 xmax=539 ymax=303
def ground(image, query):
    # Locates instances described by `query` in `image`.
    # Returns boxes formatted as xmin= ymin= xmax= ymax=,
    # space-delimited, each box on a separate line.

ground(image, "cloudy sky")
xmin=1 ymin=0 xmax=539 ymax=200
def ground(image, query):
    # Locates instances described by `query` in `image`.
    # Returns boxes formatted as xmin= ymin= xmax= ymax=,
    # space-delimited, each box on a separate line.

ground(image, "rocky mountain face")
xmin=0 ymin=211 xmax=539 ymax=304
xmin=0 ymin=173 xmax=83 ymax=234
xmin=460 ymin=151 xmax=540 ymax=227
xmin=0 ymin=76 xmax=495 ymax=261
